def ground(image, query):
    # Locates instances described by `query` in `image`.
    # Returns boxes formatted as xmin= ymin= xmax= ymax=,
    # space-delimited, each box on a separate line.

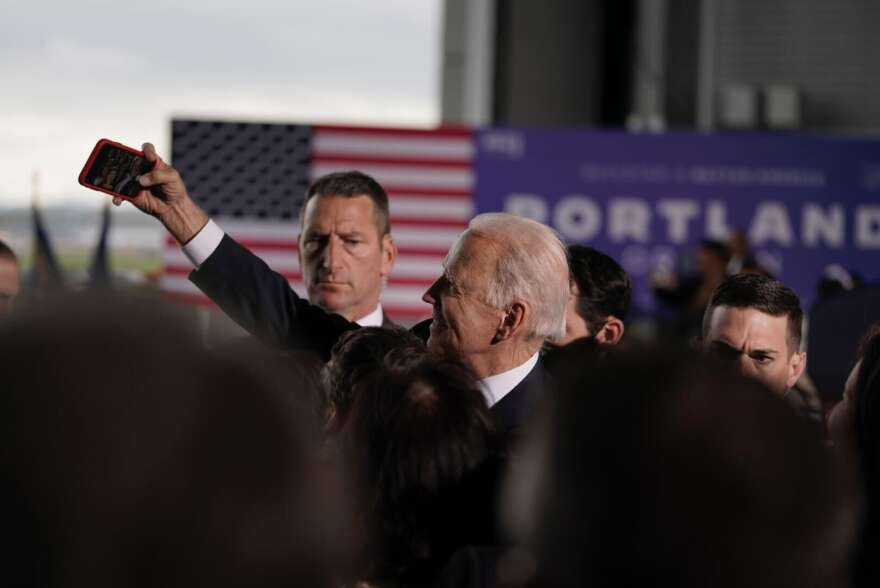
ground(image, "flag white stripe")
xmin=392 ymin=256 xmax=444 ymax=276
xmin=163 ymin=249 xmax=193 ymax=268
xmin=214 ymin=219 xmax=300 ymax=240
xmin=161 ymin=275 xmax=432 ymax=310
xmin=164 ymin=249 xmax=443 ymax=280
xmin=314 ymin=134 xmax=474 ymax=160
xmin=392 ymin=227 xmax=463 ymax=248
xmin=186 ymin=203 xmax=470 ymax=226
xmin=379 ymin=287 xmax=434 ymax=307
xmin=311 ymin=164 xmax=473 ymax=191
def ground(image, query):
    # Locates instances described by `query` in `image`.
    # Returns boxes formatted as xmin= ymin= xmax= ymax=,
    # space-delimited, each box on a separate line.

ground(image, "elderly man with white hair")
xmin=118 ymin=143 xmax=570 ymax=435
xmin=420 ymin=213 xmax=569 ymax=429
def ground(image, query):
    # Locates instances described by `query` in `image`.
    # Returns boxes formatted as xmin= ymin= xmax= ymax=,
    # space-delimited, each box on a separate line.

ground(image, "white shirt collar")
xmin=355 ymin=304 xmax=384 ymax=327
xmin=479 ymin=351 xmax=540 ymax=407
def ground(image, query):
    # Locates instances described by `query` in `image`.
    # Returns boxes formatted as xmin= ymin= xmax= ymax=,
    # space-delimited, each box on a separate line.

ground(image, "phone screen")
xmin=84 ymin=143 xmax=151 ymax=198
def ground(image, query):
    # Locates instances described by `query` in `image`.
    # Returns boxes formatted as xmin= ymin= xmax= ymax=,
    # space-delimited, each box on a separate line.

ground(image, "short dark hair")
xmin=322 ymin=326 xmax=426 ymax=432
xmin=301 ymin=171 xmax=391 ymax=236
xmin=0 ymin=239 xmax=17 ymax=262
xmin=342 ymin=354 xmax=493 ymax=583
xmin=568 ymin=245 xmax=631 ymax=332
xmin=702 ymin=273 xmax=803 ymax=352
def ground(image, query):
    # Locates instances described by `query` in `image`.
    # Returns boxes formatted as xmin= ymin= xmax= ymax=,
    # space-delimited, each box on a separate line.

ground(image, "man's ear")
xmin=786 ymin=351 xmax=807 ymax=389
xmin=594 ymin=316 xmax=625 ymax=346
xmin=493 ymin=301 xmax=527 ymax=344
xmin=380 ymin=234 xmax=396 ymax=278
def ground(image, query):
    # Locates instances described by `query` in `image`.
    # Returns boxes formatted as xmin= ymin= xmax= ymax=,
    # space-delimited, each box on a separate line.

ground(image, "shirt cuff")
xmin=182 ymin=219 xmax=224 ymax=269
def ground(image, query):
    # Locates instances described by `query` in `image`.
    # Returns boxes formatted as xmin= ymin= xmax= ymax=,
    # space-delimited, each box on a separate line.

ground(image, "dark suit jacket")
xmin=190 ymin=234 xmax=551 ymax=435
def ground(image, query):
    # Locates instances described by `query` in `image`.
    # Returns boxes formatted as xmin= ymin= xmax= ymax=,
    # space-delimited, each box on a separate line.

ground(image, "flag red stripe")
xmin=393 ymin=218 xmax=468 ymax=229
xmin=163 ymin=289 xmax=431 ymax=320
xmin=314 ymin=125 xmax=471 ymax=138
xmin=384 ymin=186 xmax=472 ymax=197
xmin=166 ymin=236 xmax=453 ymax=256
xmin=389 ymin=192 xmax=473 ymax=202
xmin=164 ymin=291 xmax=216 ymax=308
xmin=163 ymin=265 xmax=436 ymax=287
xmin=311 ymin=154 xmax=471 ymax=168
xmin=376 ymin=307 xmax=432 ymax=320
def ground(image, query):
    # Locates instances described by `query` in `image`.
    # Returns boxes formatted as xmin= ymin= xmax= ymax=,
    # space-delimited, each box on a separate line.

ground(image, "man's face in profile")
xmin=703 ymin=305 xmax=806 ymax=395
xmin=298 ymin=194 xmax=394 ymax=322
xmin=0 ymin=256 xmax=20 ymax=318
xmin=422 ymin=234 xmax=506 ymax=366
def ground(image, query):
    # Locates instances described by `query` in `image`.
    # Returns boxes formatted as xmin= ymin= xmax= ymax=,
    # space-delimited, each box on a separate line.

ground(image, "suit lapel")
xmin=489 ymin=360 xmax=549 ymax=434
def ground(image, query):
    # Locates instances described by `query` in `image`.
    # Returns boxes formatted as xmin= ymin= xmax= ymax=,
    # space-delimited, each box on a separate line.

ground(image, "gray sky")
xmin=0 ymin=0 xmax=442 ymax=207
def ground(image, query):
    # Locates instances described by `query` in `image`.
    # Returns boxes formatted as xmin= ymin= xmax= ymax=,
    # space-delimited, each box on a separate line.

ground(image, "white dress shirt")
xmin=181 ymin=220 xmax=386 ymax=326
xmin=355 ymin=305 xmax=384 ymax=327
xmin=479 ymin=351 xmax=540 ymax=407
xmin=182 ymin=219 xmax=225 ymax=269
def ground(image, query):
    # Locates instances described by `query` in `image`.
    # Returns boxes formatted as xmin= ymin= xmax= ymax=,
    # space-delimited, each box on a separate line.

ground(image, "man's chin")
xmin=311 ymin=290 xmax=351 ymax=314
xmin=426 ymin=324 xmax=449 ymax=354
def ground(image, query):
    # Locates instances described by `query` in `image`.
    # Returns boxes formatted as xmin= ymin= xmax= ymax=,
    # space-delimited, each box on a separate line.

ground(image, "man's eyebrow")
xmin=709 ymin=339 xmax=739 ymax=351
xmin=708 ymin=340 xmax=742 ymax=358
xmin=748 ymin=348 xmax=778 ymax=357
xmin=337 ymin=230 xmax=366 ymax=238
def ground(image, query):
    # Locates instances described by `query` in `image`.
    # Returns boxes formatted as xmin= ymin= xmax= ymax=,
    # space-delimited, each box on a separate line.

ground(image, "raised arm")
xmin=116 ymin=143 xmax=357 ymax=357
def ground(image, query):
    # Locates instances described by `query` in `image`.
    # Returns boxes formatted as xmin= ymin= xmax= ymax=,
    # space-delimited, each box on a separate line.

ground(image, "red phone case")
xmin=78 ymin=138 xmax=147 ymax=201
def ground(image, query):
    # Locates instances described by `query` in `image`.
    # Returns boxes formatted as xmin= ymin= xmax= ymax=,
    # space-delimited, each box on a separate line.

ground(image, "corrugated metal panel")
xmin=715 ymin=0 xmax=880 ymax=132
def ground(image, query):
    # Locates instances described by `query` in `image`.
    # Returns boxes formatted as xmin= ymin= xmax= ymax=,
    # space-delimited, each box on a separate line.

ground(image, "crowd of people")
xmin=1 ymin=142 xmax=878 ymax=587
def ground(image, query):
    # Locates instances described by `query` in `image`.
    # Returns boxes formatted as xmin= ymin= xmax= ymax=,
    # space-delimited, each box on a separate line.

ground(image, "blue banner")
xmin=474 ymin=128 xmax=880 ymax=312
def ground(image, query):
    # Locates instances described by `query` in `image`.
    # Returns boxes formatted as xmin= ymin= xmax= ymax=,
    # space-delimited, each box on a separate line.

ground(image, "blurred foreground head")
xmin=341 ymin=353 xmax=494 ymax=585
xmin=507 ymin=348 xmax=858 ymax=588
xmin=322 ymin=326 xmax=426 ymax=432
xmin=0 ymin=294 xmax=350 ymax=588
xmin=827 ymin=322 xmax=880 ymax=586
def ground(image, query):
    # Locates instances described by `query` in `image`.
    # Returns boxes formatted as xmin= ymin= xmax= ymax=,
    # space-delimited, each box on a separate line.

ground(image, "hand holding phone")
xmin=79 ymin=139 xmax=209 ymax=244
xmin=79 ymin=139 xmax=152 ymax=200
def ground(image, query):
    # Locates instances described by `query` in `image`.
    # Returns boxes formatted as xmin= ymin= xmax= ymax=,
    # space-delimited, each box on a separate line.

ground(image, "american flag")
xmin=161 ymin=120 xmax=475 ymax=322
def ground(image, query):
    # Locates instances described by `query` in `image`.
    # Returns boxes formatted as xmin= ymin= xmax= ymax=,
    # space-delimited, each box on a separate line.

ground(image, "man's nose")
xmin=322 ymin=236 xmax=344 ymax=270
xmin=422 ymin=276 xmax=441 ymax=305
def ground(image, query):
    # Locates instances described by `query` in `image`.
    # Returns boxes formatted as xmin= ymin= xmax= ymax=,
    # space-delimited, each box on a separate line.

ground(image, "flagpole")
xmin=30 ymin=171 xmax=39 ymax=208
xmin=29 ymin=170 xmax=65 ymax=291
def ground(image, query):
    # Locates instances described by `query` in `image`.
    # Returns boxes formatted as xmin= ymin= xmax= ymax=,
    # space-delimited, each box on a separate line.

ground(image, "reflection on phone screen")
xmin=85 ymin=144 xmax=151 ymax=198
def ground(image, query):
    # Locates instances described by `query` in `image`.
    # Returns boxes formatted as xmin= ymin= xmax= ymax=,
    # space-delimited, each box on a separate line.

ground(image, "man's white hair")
xmin=461 ymin=213 xmax=569 ymax=341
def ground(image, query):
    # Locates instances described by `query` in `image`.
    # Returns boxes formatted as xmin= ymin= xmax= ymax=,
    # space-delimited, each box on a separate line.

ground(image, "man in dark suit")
xmin=176 ymin=168 xmax=397 ymax=327
xmin=116 ymin=143 xmax=570 ymax=436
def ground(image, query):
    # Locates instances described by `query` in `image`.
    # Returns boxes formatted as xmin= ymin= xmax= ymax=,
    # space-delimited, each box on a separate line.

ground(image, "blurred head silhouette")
xmin=340 ymin=352 xmax=494 ymax=585
xmin=0 ymin=293 xmax=351 ymax=588
xmin=506 ymin=348 xmax=858 ymax=588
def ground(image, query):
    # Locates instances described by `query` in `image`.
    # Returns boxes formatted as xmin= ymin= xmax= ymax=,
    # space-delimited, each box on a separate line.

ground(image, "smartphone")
xmin=79 ymin=139 xmax=152 ymax=200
